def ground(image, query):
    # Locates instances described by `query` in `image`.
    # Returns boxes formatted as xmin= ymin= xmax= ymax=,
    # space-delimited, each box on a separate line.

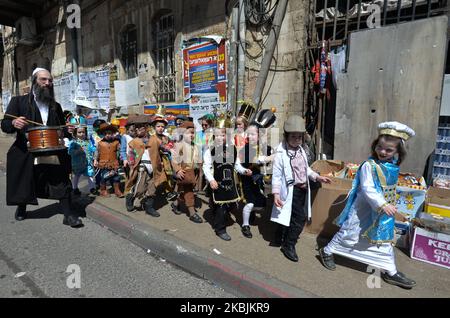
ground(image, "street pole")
xmin=251 ymin=0 xmax=289 ymax=116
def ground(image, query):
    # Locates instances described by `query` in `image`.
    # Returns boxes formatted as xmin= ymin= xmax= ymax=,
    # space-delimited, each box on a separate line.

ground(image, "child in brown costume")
xmin=93 ymin=123 xmax=123 ymax=198
xmin=170 ymin=121 xmax=203 ymax=223
xmin=124 ymin=115 xmax=155 ymax=214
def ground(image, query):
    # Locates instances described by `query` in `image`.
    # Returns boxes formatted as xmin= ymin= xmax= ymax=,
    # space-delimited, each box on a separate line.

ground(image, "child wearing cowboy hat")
xmin=93 ymin=122 xmax=124 ymax=198
xmin=171 ymin=120 xmax=204 ymax=223
xmin=271 ymin=115 xmax=331 ymax=262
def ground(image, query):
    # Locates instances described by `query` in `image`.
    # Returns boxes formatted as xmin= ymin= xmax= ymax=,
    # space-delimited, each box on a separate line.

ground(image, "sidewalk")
xmin=84 ymin=191 xmax=450 ymax=298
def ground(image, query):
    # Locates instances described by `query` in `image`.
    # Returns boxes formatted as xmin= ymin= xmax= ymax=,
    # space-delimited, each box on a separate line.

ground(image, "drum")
xmin=27 ymin=126 xmax=66 ymax=153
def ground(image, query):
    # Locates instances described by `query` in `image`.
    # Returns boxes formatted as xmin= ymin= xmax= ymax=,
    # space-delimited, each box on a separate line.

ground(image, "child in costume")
xmin=143 ymin=114 xmax=172 ymax=217
xmin=233 ymin=101 xmax=256 ymax=150
xmin=203 ymin=113 xmax=242 ymax=241
xmin=319 ymin=121 xmax=416 ymax=289
xmin=171 ymin=120 xmax=203 ymax=223
xmin=195 ymin=114 xmax=214 ymax=194
xmin=124 ymin=115 xmax=155 ymax=214
xmin=93 ymin=122 xmax=123 ymax=198
xmin=68 ymin=123 xmax=96 ymax=195
xmin=271 ymin=115 xmax=331 ymax=262
xmin=235 ymin=108 xmax=276 ymax=238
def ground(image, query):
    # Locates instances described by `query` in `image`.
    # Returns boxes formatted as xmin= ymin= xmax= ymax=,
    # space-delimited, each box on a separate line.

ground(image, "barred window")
xmin=153 ymin=13 xmax=175 ymax=102
xmin=120 ymin=24 xmax=137 ymax=79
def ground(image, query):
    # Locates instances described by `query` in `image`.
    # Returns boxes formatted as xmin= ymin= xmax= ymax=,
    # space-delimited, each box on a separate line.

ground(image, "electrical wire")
xmin=244 ymin=0 xmax=279 ymax=27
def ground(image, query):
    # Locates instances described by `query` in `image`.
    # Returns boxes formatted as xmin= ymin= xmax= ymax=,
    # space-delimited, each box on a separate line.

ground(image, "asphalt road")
xmin=0 ymin=171 xmax=235 ymax=298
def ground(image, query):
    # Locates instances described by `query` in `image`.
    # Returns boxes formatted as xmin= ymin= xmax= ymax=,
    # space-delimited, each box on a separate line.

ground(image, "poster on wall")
xmin=114 ymin=77 xmax=141 ymax=107
xmin=1 ymin=90 xmax=12 ymax=113
xmin=74 ymin=69 xmax=110 ymax=111
xmin=183 ymin=37 xmax=228 ymax=130
xmin=188 ymin=93 xmax=229 ymax=131
xmin=183 ymin=38 xmax=227 ymax=103
xmin=53 ymin=73 xmax=77 ymax=112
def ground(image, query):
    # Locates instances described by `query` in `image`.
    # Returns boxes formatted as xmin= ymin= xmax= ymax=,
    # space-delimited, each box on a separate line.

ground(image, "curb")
xmin=86 ymin=202 xmax=317 ymax=298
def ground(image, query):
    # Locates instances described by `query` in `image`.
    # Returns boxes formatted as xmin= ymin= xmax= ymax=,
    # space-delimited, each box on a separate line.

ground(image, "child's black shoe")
xmin=241 ymin=225 xmax=253 ymax=238
xmin=381 ymin=272 xmax=416 ymax=289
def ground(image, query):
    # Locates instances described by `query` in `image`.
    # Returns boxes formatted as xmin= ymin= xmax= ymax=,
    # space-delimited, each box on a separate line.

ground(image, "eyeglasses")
xmin=202 ymin=124 xmax=209 ymax=128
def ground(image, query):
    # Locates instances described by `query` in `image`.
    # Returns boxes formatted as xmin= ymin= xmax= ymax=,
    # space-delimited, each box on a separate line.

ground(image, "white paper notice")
xmin=114 ymin=77 xmax=141 ymax=107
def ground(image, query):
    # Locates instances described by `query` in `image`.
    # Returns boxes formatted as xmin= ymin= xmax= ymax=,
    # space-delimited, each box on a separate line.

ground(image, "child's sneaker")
xmin=381 ymin=272 xmax=416 ymax=289
xmin=319 ymin=247 xmax=336 ymax=271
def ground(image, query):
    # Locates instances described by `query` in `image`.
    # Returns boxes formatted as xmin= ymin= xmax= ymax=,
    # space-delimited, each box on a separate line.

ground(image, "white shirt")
xmin=33 ymin=93 xmax=49 ymax=125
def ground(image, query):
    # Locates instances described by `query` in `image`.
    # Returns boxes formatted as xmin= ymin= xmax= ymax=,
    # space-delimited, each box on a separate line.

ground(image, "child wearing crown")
xmin=319 ymin=121 xmax=417 ymax=289
xmin=203 ymin=112 xmax=242 ymax=241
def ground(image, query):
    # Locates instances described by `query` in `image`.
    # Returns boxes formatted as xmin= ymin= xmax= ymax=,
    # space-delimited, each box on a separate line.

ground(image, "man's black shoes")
xmin=63 ymin=215 xmax=84 ymax=228
xmin=281 ymin=245 xmax=298 ymax=262
xmin=14 ymin=206 xmax=26 ymax=221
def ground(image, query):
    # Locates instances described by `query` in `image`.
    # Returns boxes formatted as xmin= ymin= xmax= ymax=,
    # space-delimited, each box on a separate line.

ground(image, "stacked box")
xmin=432 ymin=120 xmax=450 ymax=181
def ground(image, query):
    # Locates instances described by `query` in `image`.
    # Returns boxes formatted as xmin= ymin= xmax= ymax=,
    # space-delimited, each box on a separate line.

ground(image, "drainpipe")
xmin=237 ymin=0 xmax=246 ymax=102
xmin=229 ymin=7 xmax=239 ymax=115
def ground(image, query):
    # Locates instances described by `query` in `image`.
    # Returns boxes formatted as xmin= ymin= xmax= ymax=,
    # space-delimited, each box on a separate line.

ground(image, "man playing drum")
xmin=1 ymin=67 xmax=83 ymax=227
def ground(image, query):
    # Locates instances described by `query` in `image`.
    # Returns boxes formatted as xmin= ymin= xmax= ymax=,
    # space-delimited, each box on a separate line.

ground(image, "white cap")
xmin=32 ymin=67 xmax=49 ymax=76
xmin=378 ymin=121 xmax=415 ymax=141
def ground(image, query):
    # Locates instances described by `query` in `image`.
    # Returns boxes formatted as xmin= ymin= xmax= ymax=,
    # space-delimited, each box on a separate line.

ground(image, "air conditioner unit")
xmin=15 ymin=17 xmax=38 ymax=46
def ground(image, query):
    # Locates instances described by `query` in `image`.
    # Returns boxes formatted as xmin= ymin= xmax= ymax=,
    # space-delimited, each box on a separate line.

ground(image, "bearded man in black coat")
xmin=1 ymin=68 xmax=83 ymax=227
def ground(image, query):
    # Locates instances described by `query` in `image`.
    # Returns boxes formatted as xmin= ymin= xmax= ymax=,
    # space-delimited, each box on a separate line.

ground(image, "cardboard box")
xmin=410 ymin=227 xmax=450 ymax=270
xmin=425 ymin=187 xmax=450 ymax=218
xmin=415 ymin=212 xmax=450 ymax=235
xmin=306 ymin=160 xmax=353 ymax=237
xmin=394 ymin=221 xmax=411 ymax=249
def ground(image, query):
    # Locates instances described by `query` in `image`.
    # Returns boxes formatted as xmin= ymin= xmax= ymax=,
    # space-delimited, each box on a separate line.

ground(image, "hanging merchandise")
xmin=320 ymin=41 xmax=328 ymax=94
xmin=330 ymin=45 xmax=347 ymax=90
xmin=311 ymin=41 xmax=331 ymax=98
xmin=311 ymin=59 xmax=321 ymax=85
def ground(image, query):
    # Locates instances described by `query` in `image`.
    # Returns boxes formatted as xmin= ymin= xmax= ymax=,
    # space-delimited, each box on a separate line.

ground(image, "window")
xmin=120 ymin=24 xmax=137 ymax=79
xmin=153 ymin=13 xmax=175 ymax=102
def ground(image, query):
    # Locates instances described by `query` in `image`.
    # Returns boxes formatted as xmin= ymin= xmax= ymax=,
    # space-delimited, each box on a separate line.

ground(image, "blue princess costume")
xmin=323 ymin=121 xmax=415 ymax=276
xmin=334 ymin=158 xmax=399 ymax=244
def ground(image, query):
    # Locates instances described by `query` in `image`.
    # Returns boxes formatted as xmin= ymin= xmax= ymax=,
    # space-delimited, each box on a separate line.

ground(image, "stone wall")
xmin=1 ymin=0 xmax=309 ymax=121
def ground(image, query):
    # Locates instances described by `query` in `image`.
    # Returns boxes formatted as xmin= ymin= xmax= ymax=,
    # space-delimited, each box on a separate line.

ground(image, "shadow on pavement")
xmin=25 ymin=203 xmax=62 ymax=219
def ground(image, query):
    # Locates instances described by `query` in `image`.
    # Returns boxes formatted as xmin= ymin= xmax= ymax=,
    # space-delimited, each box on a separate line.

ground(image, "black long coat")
xmin=1 ymin=93 xmax=72 ymax=206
